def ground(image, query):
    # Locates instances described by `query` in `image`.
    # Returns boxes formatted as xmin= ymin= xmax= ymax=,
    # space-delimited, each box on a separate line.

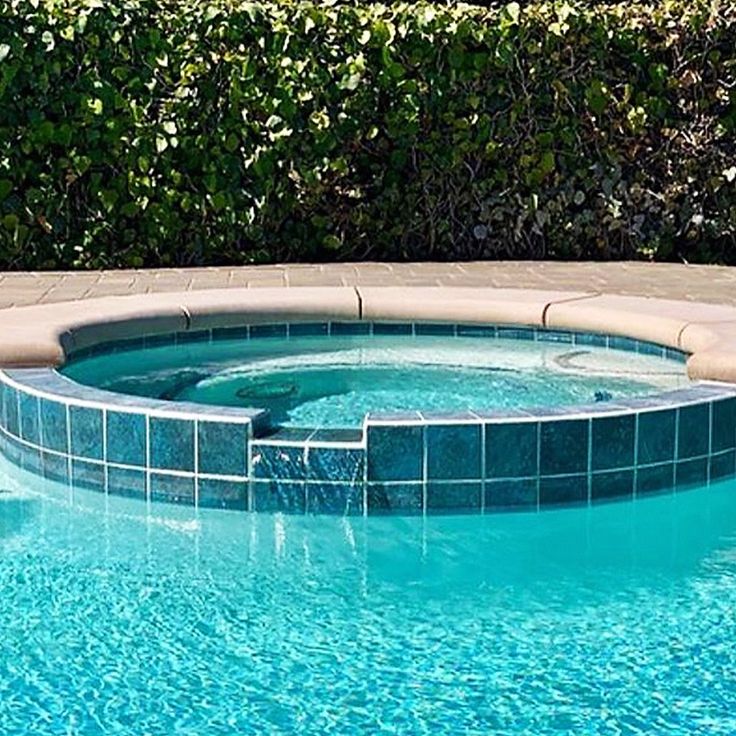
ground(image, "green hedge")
xmin=1 ymin=0 xmax=735 ymax=269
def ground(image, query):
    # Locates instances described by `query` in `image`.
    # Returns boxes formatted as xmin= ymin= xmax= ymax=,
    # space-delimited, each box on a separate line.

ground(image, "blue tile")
xmin=250 ymin=323 xmax=287 ymax=339
xmin=710 ymin=451 xmax=736 ymax=482
xmin=211 ymin=325 xmax=250 ymax=341
xmin=636 ymin=463 xmax=674 ymax=496
xmin=712 ymin=398 xmax=736 ymax=453
xmin=609 ymin=336 xmax=638 ymax=353
xmin=373 ymin=322 xmax=412 ymax=335
xmin=485 ymin=422 xmax=538 ymax=478
xmin=539 ymin=474 xmax=588 ymax=507
xmin=677 ymin=404 xmax=709 ymax=460
xmin=537 ymin=330 xmax=573 ymax=344
xmin=367 ymin=425 xmax=423 ymax=482
xmin=414 ymin=323 xmax=455 ymax=336
xmin=198 ymin=478 xmax=248 ymax=510
xmin=149 ymin=416 xmax=195 ymax=472
xmin=41 ymin=452 xmax=69 ymax=485
xmin=497 ymin=327 xmax=534 ymax=341
xmin=591 ymin=470 xmax=633 ymax=502
xmin=307 ymin=482 xmax=364 ymax=515
xmin=197 ymin=420 xmax=248 ymax=477
xmin=69 ymin=406 xmax=103 ymax=460
xmin=540 ymin=420 xmax=589 ymax=475
xmin=309 ymin=428 xmax=363 ymax=443
xmin=330 ymin=322 xmax=370 ymax=336
xmin=71 ymin=459 xmax=104 ymax=491
xmin=367 ymin=483 xmax=423 ymax=514
xmin=637 ymin=341 xmax=665 ymax=357
xmin=253 ymin=444 xmax=306 ymax=480
xmin=289 ymin=322 xmax=329 ymax=337
xmin=106 ymin=410 xmax=146 ymax=467
xmin=108 ymin=467 xmax=146 ymax=500
xmin=252 ymin=480 xmax=306 ymax=513
xmin=4 ymin=386 xmax=19 ymax=436
xmin=20 ymin=445 xmax=42 ymax=474
xmin=427 ymin=424 xmax=481 ymax=481
xmin=457 ymin=325 xmax=496 ymax=338
xmin=573 ymin=332 xmax=607 ymax=347
xmin=40 ymin=399 xmax=68 ymax=453
xmin=675 ymin=458 xmax=708 ymax=490
xmin=1 ymin=434 xmax=22 ymax=467
xmin=19 ymin=392 xmax=39 ymax=445
xmin=176 ymin=329 xmax=210 ymax=345
xmin=150 ymin=473 xmax=195 ymax=505
xmin=144 ymin=332 xmax=178 ymax=348
xmin=427 ymin=482 xmax=481 ymax=512
xmin=485 ymin=478 xmax=537 ymax=509
xmin=665 ymin=347 xmax=688 ymax=363
xmin=308 ymin=447 xmax=364 ymax=482
xmin=637 ymin=410 xmax=676 ymax=465
xmin=591 ymin=414 xmax=635 ymax=471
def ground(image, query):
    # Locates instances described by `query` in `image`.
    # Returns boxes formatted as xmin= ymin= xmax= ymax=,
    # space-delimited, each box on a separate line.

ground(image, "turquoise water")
xmin=2 ymin=457 xmax=736 ymax=734
xmin=62 ymin=335 xmax=687 ymax=427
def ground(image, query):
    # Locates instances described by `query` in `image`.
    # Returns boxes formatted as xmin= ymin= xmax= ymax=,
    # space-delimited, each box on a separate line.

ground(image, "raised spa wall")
xmin=1 ymin=321 xmax=735 ymax=515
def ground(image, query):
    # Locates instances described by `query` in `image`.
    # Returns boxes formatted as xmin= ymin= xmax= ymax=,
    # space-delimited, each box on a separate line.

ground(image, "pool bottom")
xmin=2 ymin=457 xmax=736 ymax=735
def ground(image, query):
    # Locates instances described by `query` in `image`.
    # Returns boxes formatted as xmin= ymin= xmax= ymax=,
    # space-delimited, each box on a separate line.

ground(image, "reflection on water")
xmin=1 ymin=456 xmax=736 ymax=734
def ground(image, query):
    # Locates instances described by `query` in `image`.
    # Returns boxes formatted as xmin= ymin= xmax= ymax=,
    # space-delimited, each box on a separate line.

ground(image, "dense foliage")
xmin=0 ymin=0 xmax=735 ymax=269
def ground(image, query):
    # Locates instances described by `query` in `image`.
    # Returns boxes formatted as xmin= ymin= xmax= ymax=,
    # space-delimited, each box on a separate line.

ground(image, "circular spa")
xmin=2 ymin=319 xmax=734 ymax=515
xmin=61 ymin=323 xmax=689 ymax=428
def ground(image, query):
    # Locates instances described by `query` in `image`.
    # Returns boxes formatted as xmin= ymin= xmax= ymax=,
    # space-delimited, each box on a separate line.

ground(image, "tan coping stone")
xmin=180 ymin=286 xmax=361 ymax=328
xmin=0 ymin=326 xmax=67 ymax=367
xmin=678 ymin=321 xmax=736 ymax=353
xmin=357 ymin=286 xmax=596 ymax=325
xmin=687 ymin=350 xmax=736 ymax=383
xmin=545 ymin=294 xmax=736 ymax=348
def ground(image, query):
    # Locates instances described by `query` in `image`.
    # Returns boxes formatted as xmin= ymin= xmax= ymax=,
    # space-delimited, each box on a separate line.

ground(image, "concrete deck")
xmin=3 ymin=261 xmax=736 ymax=308
xmin=3 ymin=261 xmax=736 ymax=382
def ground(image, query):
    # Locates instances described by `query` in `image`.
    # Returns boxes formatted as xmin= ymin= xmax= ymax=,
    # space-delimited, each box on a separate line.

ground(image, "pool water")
xmin=62 ymin=335 xmax=688 ymax=427
xmin=1 ymin=457 xmax=736 ymax=734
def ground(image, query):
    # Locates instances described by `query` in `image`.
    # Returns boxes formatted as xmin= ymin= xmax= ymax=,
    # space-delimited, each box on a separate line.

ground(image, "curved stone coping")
xmin=3 ymin=286 xmax=736 ymax=385
xmin=1 ymin=316 xmax=735 ymax=513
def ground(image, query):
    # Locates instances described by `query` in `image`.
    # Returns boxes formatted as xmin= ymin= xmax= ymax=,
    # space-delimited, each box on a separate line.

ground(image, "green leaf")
xmin=0 ymin=179 xmax=12 ymax=201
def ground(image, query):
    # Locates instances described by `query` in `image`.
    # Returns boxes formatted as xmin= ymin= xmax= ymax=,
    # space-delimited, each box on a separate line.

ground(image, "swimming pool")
xmin=2 ymin=456 xmax=736 ymax=734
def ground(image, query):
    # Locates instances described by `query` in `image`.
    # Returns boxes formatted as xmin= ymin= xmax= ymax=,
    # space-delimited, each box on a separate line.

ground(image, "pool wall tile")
xmin=710 ymin=450 xmax=736 ymax=482
xmin=591 ymin=414 xmax=635 ymax=471
xmin=307 ymin=483 xmax=364 ymax=515
xmin=198 ymin=478 xmax=248 ymax=511
xmin=149 ymin=417 xmax=195 ymax=472
xmin=69 ymin=406 xmax=103 ymax=460
xmin=373 ymin=322 xmax=412 ymax=335
xmin=540 ymin=420 xmax=589 ymax=476
xmin=591 ymin=470 xmax=634 ymax=502
xmin=71 ymin=459 xmax=104 ymax=491
xmin=41 ymin=451 xmax=69 ymax=485
xmin=427 ymin=482 xmax=482 ymax=512
xmin=539 ymin=474 xmax=588 ymax=507
xmin=367 ymin=482 xmax=423 ymax=514
xmin=40 ymin=399 xmax=68 ymax=453
xmin=253 ymin=444 xmax=306 ymax=480
xmin=150 ymin=472 xmax=196 ymax=505
xmin=108 ymin=467 xmax=147 ymax=500
xmin=636 ymin=463 xmax=674 ymax=496
xmin=485 ymin=422 xmax=539 ymax=479
xmin=250 ymin=323 xmax=287 ymax=339
xmin=4 ymin=386 xmax=19 ymax=437
xmin=367 ymin=425 xmax=423 ymax=482
xmin=19 ymin=392 xmax=39 ymax=445
xmin=677 ymin=404 xmax=710 ymax=460
xmin=289 ymin=322 xmax=329 ymax=337
xmin=712 ymin=398 xmax=736 ymax=453
xmin=252 ymin=480 xmax=306 ymax=513
xmin=307 ymin=447 xmax=364 ymax=483
xmin=485 ymin=478 xmax=538 ymax=510
xmin=637 ymin=410 xmax=676 ymax=466
xmin=198 ymin=420 xmax=248 ymax=477
xmin=675 ymin=458 xmax=708 ymax=489
xmin=330 ymin=321 xmax=371 ymax=336
xmin=426 ymin=424 xmax=481 ymax=481
xmin=106 ymin=410 xmax=146 ymax=467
